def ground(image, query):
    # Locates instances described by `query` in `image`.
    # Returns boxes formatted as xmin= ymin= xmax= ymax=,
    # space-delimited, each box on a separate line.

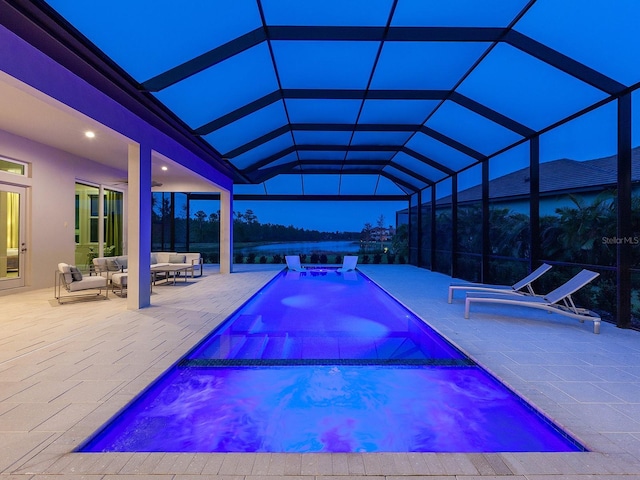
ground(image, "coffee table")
xmin=151 ymin=265 xmax=191 ymax=285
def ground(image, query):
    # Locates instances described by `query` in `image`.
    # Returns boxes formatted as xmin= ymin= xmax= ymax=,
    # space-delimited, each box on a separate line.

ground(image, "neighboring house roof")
xmin=449 ymin=146 xmax=640 ymax=205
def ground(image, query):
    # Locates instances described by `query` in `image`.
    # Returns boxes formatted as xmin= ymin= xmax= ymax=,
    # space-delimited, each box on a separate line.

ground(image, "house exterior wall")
xmin=0 ymin=128 xmax=127 ymax=294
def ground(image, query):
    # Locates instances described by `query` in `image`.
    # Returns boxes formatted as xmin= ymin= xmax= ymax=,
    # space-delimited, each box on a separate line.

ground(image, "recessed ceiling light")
xmin=85 ymin=131 xmax=95 ymax=138
xmin=161 ymin=166 xmax=168 ymax=171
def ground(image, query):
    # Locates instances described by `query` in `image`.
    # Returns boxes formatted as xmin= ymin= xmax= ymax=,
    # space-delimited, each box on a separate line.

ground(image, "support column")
xmin=481 ymin=160 xmax=490 ymax=283
xmin=219 ymin=188 xmax=233 ymax=274
xmin=617 ymin=93 xmax=632 ymax=329
xmin=451 ymin=174 xmax=458 ymax=278
xmin=127 ymin=143 xmax=152 ymax=309
xmin=98 ymin=184 xmax=104 ymax=257
xmin=529 ymin=137 xmax=541 ymax=271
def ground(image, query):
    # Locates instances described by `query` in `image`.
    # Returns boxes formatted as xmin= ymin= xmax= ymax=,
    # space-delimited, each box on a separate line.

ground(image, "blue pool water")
xmin=79 ymin=268 xmax=584 ymax=453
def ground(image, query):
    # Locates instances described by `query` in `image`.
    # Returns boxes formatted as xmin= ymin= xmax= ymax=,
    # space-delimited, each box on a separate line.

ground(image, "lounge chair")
xmin=337 ymin=255 xmax=358 ymax=272
xmin=448 ymin=263 xmax=552 ymax=303
xmin=285 ymin=255 xmax=305 ymax=271
xmin=464 ymin=269 xmax=601 ymax=333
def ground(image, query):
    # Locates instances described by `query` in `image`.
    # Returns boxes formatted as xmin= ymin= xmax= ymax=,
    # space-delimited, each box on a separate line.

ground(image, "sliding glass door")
xmin=75 ymin=183 xmax=123 ymax=268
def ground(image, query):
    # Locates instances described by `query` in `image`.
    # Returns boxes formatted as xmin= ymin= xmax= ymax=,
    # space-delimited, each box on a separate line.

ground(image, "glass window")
xmin=75 ymin=184 xmax=123 ymax=267
xmin=0 ymin=157 xmax=26 ymax=176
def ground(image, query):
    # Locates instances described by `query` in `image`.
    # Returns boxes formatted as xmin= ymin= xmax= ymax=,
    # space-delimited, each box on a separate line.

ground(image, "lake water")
xmin=237 ymin=240 xmax=360 ymax=255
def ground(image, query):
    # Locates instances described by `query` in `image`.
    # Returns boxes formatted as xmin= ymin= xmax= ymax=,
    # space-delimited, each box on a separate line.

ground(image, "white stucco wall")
xmin=0 ymin=129 xmax=127 ymax=293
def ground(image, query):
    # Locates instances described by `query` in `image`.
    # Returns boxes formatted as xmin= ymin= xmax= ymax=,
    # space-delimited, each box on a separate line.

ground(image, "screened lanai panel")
xmin=346 ymin=151 xmax=395 ymax=161
xmin=271 ymin=41 xmax=379 ymax=89
xmin=457 ymin=44 xmax=607 ymax=131
xmin=285 ymin=99 xmax=362 ymax=124
xmin=298 ymin=151 xmax=346 ymax=161
xmin=391 ymin=152 xmax=448 ymax=183
xmin=351 ymin=131 xmax=413 ymax=146
xmin=302 ymin=175 xmax=341 ymax=195
xmin=383 ymin=165 xmax=427 ymax=190
xmin=230 ymin=133 xmax=293 ymax=170
xmin=426 ymin=101 xmax=523 ymax=156
xmin=262 ymin=0 xmax=393 ymax=26
xmin=154 ymin=44 xmax=278 ymax=129
xmin=234 ymin=183 xmax=268 ymax=195
xmin=265 ymin=175 xmax=303 ymax=195
xmin=359 ymin=100 xmax=440 ymax=124
xmin=391 ymin=0 xmax=530 ymax=27
xmin=371 ymin=42 xmax=490 ymax=90
xmin=293 ymin=131 xmax=353 ymax=146
xmin=405 ymin=133 xmax=477 ymax=172
xmin=374 ymin=176 xmax=408 ymax=195
xmin=204 ymin=102 xmax=289 ymax=155
xmin=256 ymin=152 xmax=299 ymax=172
xmin=339 ymin=175 xmax=381 ymax=195
xmin=43 ymin=0 xmax=262 ymax=82
xmin=515 ymin=0 xmax=640 ymax=86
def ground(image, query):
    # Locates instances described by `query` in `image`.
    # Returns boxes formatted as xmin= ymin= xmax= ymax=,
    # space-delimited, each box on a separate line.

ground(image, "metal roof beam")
xmin=266 ymin=25 xmax=504 ymax=42
xmin=142 ymin=28 xmax=266 ymax=91
xmin=418 ymin=126 xmax=486 ymax=161
xmin=195 ymin=90 xmax=450 ymax=134
xmin=400 ymin=147 xmax=456 ymax=176
xmin=284 ymin=89 xmax=448 ymax=100
xmin=224 ymin=125 xmax=291 ymax=158
xmin=450 ymin=92 xmax=536 ymax=137
xmin=234 ymin=194 xmax=409 ymax=201
xmin=388 ymin=161 xmax=434 ymax=185
xmin=379 ymin=171 xmax=420 ymax=193
xmin=239 ymin=145 xmax=296 ymax=172
xmin=195 ymin=91 xmax=281 ymax=135
xmin=505 ymin=31 xmax=627 ymax=95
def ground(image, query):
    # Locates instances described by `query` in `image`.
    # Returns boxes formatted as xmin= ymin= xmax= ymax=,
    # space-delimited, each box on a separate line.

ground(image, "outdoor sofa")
xmin=92 ymin=251 xmax=203 ymax=296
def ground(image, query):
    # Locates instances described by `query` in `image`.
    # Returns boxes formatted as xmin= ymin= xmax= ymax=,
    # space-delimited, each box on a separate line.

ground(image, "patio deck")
xmin=1 ymin=264 xmax=639 ymax=479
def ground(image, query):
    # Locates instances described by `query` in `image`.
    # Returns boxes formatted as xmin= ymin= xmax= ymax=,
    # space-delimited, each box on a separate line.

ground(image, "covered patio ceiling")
xmin=5 ymin=0 xmax=639 ymax=198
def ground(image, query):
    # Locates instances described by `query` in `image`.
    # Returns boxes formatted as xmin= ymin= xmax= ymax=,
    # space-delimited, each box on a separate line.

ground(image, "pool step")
xmin=230 ymin=314 xmax=263 ymax=334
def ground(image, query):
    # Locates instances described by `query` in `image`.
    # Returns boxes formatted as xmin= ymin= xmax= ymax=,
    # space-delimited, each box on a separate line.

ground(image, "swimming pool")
xmin=79 ymin=268 xmax=584 ymax=453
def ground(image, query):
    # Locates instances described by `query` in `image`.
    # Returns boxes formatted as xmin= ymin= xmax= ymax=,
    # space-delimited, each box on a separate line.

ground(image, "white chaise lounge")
xmin=448 ymin=263 xmax=552 ymax=303
xmin=285 ymin=255 xmax=304 ymax=271
xmin=464 ymin=269 xmax=601 ymax=333
xmin=337 ymin=255 xmax=358 ymax=272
